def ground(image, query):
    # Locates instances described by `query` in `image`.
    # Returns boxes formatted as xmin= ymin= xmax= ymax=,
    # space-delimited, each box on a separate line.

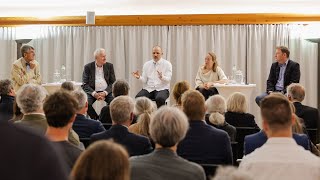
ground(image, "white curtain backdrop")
xmin=0 ymin=27 xmax=16 ymax=78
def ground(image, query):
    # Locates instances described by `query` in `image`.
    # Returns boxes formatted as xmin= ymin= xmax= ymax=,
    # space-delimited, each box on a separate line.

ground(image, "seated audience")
xmin=225 ymin=92 xmax=259 ymax=128
xmin=9 ymin=100 xmax=23 ymax=122
xmin=129 ymin=97 xmax=155 ymax=138
xmin=99 ymin=79 xmax=130 ymax=123
xmin=71 ymin=89 xmax=105 ymax=138
xmin=287 ymin=83 xmax=319 ymax=129
xmin=177 ymin=90 xmax=233 ymax=165
xmin=71 ymin=140 xmax=129 ymax=180
xmin=239 ymin=94 xmax=320 ymax=179
xmin=205 ymin=95 xmax=236 ymax=142
xmin=0 ymin=79 xmax=15 ymax=121
xmin=130 ymin=106 xmax=206 ymax=180
xmin=61 ymin=81 xmax=75 ymax=91
xmin=44 ymin=91 xmax=83 ymax=172
xmin=212 ymin=166 xmax=253 ymax=180
xmin=172 ymin=80 xmax=190 ymax=109
xmin=91 ymin=96 xmax=153 ymax=156
xmin=195 ymin=52 xmax=227 ymax=100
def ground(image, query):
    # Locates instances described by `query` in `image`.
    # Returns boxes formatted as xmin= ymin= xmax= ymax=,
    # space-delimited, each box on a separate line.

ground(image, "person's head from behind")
xmin=204 ymin=52 xmax=218 ymax=72
xmin=150 ymin=106 xmax=189 ymax=149
xmin=275 ymin=46 xmax=290 ymax=64
xmin=112 ymin=79 xmax=130 ymax=97
xmin=21 ymin=44 xmax=35 ymax=62
xmin=206 ymin=95 xmax=226 ymax=126
xmin=286 ymin=83 xmax=305 ymax=103
xmin=260 ymin=94 xmax=293 ymax=137
xmin=0 ymin=79 xmax=14 ymax=96
xmin=71 ymin=140 xmax=129 ymax=180
xmin=152 ymin=45 xmax=163 ymax=61
xmin=44 ymin=91 xmax=78 ymax=129
xmin=110 ymin=96 xmax=134 ymax=125
xmin=134 ymin=97 xmax=155 ymax=137
xmin=61 ymin=81 xmax=75 ymax=91
xmin=71 ymin=89 xmax=88 ymax=114
xmin=16 ymin=84 xmax=46 ymax=114
xmin=94 ymin=48 xmax=106 ymax=67
xmin=181 ymin=90 xmax=206 ymax=120
xmin=172 ymin=81 xmax=190 ymax=106
xmin=227 ymin=92 xmax=247 ymax=113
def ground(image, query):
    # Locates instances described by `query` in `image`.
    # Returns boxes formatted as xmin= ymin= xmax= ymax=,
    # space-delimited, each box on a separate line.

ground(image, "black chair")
xmin=235 ymin=127 xmax=260 ymax=159
xmin=231 ymin=142 xmax=238 ymax=166
xmin=79 ymin=137 xmax=90 ymax=148
xmin=199 ymin=163 xmax=220 ymax=180
xmin=102 ymin=123 xmax=112 ymax=130
xmin=306 ymin=128 xmax=319 ymax=144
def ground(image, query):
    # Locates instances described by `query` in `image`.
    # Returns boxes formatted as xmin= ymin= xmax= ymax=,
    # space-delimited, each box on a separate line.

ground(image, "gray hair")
xmin=149 ymin=106 xmax=189 ymax=148
xmin=0 ymin=79 xmax=13 ymax=95
xmin=16 ymin=84 xmax=47 ymax=114
xmin=94 ymin=48 xmax=106 ymax=59
xmin=110 ymin=96 xmax=134 ymax=124
xmin=206 ymin=95 xmax=226 ymax=114
xmin=20 ymin=44 xmax=34 ymax=57
xmin=71 ymin=89 xmax=88 ymax=111
xmin=286 ymin=83 xmax=305 ymax=102
xmin=212 ymin=166 xmax=253 ymax=180
xmin=227 ymin=92 xmax=247 ymax=113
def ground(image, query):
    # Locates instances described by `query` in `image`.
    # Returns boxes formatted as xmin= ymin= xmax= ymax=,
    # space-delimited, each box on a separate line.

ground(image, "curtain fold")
xmin=0 ymin=27 xmax=16 ymax=78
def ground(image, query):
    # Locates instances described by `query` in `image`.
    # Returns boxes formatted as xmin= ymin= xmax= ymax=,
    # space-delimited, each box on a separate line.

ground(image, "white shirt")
xmin=95 ymin=63 xmax=108 ymax=91
xmin=139 ymin=58 xmax=172 ymax=92
xmin=195 ymin=66 xmax=227 ymax=87
xmin=239 ymin=138 xmax=320 ymax=180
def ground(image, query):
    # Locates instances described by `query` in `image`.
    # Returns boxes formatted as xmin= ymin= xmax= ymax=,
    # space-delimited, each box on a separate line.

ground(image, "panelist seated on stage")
xmin=82 ymin=48 xmax=116 ymax=120
xmin=132 ymin=45 xmax=172 ymax=108
xmin=195 ymin=52 xmax=227 ymax=100
xmin=255 ymin=46 xmax=300 ymax=106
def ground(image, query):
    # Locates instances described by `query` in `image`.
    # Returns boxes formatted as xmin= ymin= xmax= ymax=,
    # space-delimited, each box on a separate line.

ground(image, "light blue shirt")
xmin=275 ymin=59 xmax=288 ymax=91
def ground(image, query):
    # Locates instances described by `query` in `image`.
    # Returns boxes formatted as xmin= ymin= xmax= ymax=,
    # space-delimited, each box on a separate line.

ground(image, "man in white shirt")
xmin=82 ymin=48 xmax=116 ymax=119
xmin=132 ymin=46 xmax=172 ymax=108
xmin=239 ymin=93 xmax=320 ymax=180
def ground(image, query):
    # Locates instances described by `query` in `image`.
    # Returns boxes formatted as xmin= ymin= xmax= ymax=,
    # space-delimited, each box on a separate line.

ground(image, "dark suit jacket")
xmin=293 ymin=102 xmax=319 ymax=129
xmin=99 ymin=105 xmax=112 ymax=123
xmin=0 ymin=95 xmax=14 ymax=121
xmin=73 ymin=114 xmax=105 ymax=138
xmin=244 ymin=131 xmax=310 ymax=155
xmin=266 ymin=59 xmax=300 ymax=93
xmin=177 ymin=120 xmax=233 ymax=165
xmin=225 ymin=111 xmax=259 ymax=129
xmin=82 ymin=61 xmax=116 ymax=95
xmin=90 ymin=124 xmax=153 ymax=156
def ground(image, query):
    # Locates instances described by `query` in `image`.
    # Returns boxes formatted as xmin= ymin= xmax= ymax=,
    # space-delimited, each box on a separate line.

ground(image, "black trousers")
xmin=136 ymin=89 xmax=169 ymax=108
xmin=196 ymin=86 xmax=219 ymax=100
xmin=87 ymin=92 xmax=113 ymax=120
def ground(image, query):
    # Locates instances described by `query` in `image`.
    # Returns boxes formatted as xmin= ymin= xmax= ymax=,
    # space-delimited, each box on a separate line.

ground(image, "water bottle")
xmin=60 ymin=65 xmax=66 ymax=83
xmin=53 ymin=69 xmax=61 ymax=83
xmin=235 ymin=70 xmax=243 ymax=84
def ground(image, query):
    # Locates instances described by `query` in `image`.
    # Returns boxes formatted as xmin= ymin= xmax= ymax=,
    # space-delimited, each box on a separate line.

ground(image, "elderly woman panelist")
xmin=195 ymin=52 xmax=227 ymax=100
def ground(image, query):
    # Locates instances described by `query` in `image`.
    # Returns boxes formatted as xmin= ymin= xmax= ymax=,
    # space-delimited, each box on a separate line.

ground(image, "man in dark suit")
xmin=255 ymin=46 xmax=300 ymax=106
xmin=0 ymin=79 xmax=15 ymax=121
xmin=244 ymin=130 xmax=310 ymax=155
xmin=82 ymin=48 xmax=116 ymax=119
xmin=287 ymin=83 xmax=319 ymax=129
xmin=90 ymin=96 xmax=153 ymax=156
xmin=177 ymin=90 xmax=233 ymax=165
xmin=71 ymin=89 xmax=105 ymax=138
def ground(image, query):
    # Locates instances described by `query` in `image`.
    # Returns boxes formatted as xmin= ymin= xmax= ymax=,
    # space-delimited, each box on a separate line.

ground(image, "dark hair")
xmin=112 ymin=80 xmax=129 ymax=97
xmin=172 ymin=81 xmax=190 ymax=105
xmin=61 ymin=82 xmax=75 ymax=91
xmin=44 ymin=91 xmax=78 ymax=128
xmin=0 ymin=79 xmax=13 ymax=95
xmin=276 ymin=46 xmax=290 ymax=58
xmin=181 ymin=90 xmax=206 ymax=120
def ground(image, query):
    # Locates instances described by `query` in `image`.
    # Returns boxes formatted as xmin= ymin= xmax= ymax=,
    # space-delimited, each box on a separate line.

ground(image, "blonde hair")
xmin=204 ymin=52 xmax=218 ymax=72
xmin=71 ymin=140 xmax=129 ymax=180
xmin=134 ymin=97 xmax=155 ymax=137
xmin=227 ymin=92 xmax=247 ymax=113
xmin=172 ymin=81 xmax=190 ymax=106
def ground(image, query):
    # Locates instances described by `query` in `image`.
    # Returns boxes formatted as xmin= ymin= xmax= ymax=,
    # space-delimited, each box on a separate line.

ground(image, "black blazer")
xmin=293 ymin=102 xmax=319 ymax=129
xmin=0 ymin=95 xmax=14 ymax=121
xmin=90 ymin=124 xmax=153 ymax=156
xmin=225 ymin=111 xmax=259 ymax=129
xmin=244 ymin=131 xmax=310 ymax=155
xmin=266 ymin=59 xmax=300 ymax=93
xmin=82 ymin=61 xmax=116 ymax=95
xmin=72 ymin=114 xmax=105 ymax=138
xmin=177 ymin=121 xmax=233 ymax=165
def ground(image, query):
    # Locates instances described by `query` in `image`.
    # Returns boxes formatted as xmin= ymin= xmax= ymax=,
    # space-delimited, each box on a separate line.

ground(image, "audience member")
xmin=212 ymin=166 xmax=253 ymax=180
xmin=195 ymin=52 xmax=227 ymax=100
xmin=133 ymin=45 xmax=172 ymax=108
xmin=177 ymin=90 xmax=233 ymax=165
xmin=90 ymin=96 xmax=153 ymax=156
xmin=44 ymin=91 xmax=83 ymax=172
xmin=61 ymin=81 xmax=75 ymax=91
xmin=0 ymin=79 xmax=15 ymax=121
xmin=225 ymin=92 xmax=259 ymax=128
xmin=130 ymin=106 xmax=206 ymax=180
xmin=71 ymin=89 xmax=105 ymax=138
xmin=172 ymin=80 xmax=190 ymax=109
xmin=9 ymin=100 xmax=23 ymax=122
xmin=205 ymin=95 xmax=236 ymax=142
xmin=82 ymin=48 xmax=116 ymax=119
xmin=240 ymin=94 xmax=320 ymax=179
xmin=71 ymin=140 xmax=129 ymax=180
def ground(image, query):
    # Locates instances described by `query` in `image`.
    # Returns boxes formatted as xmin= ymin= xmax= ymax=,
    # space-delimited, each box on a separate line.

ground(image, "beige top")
xmin=195 ymin=66 xmax=227 ymax=87
xmin=11 ymin=57 xmax=41 ymax=91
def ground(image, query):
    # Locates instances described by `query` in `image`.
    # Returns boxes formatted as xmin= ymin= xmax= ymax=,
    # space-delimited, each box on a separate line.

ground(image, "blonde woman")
xmin=195 ymin=52 xmax=227 ymax=100
xmin=225 ymin=92 xmax=259 ymax=128
xmin=129 ymin=97 xmax=155 ymax=138
xmin=172 ymin=81 xmax=190 ymax=109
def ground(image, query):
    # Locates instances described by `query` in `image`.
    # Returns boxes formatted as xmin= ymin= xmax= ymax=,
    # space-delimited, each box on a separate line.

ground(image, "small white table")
xmin=41 ymin=82 xmax=82 ymax=94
